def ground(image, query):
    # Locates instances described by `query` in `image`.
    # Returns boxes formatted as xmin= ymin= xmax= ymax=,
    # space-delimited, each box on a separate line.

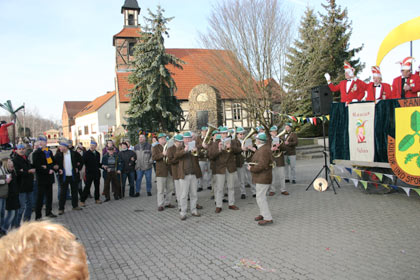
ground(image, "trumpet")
xmin=273 ymin=129 xmax=287 ymax=158
xmin=247 ymin=162 xmax=276 ymax=168
xmin=241 ymin=128 xmax=257 ymax=160
xmin=191 ymin=148 xmax=199 ymax=157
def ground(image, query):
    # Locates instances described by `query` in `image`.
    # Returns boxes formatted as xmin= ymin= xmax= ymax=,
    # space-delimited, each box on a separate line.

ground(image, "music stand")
xmin=305 ymin=115 xmax=340 ymax=194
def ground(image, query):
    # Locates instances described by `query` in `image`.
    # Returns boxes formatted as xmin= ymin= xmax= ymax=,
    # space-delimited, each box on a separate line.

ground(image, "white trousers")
xmin=215 ymin=171 xmax=236 ymax=208
xmin=156 ymin=175 xmax=174 ymax=207
xmin=285 ymin=155 xmax=296 ymax=181
xmin=237 ymin=165 xmax=247 ymax=195
xmin=270 ymin=166 xmax=286 ymax=192
xmin=179 ymin=175 xmax=198 ymax=216
xmin=198 ymin=161 xmax=211 ymax=188
xmin=174 ymin=179 xmax=181 ymax=210
xmin=245 ymin=168 xmax=256 ymax=195
xmin=256 ymin=184 xmax=273 ymax=220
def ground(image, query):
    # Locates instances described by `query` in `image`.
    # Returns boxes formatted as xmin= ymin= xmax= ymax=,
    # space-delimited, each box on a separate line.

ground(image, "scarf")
xmin=42 ymin=147 xmax=53 ymax=164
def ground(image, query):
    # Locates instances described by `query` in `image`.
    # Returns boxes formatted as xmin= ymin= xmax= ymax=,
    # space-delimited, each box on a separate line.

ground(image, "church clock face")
xmin=196 ymin=93 xmax=208 ymax=102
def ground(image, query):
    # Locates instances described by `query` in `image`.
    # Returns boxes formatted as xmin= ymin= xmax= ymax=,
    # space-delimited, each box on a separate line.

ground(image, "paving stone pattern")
xmin=53 ymin=159 xmax=420 ymax=280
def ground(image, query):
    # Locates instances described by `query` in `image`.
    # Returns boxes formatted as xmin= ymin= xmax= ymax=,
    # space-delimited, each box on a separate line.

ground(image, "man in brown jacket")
xmin=232 ymin=127 xmax=248 ymax=199
xmin=269 ymin=126 xmax=288 ymax=196
xmin=152 ymin=133 xmax=175 ymax=211
xmin=282 ymin=123 xmax=298 ymax=184
xmin=208 ymin=127 xmax=241 ymax=213
xmin=167 ymin=135 xmax=182 ymax=211
xmin=248 ymin=133 xmax=274 ymax=226
xmin=174 ymin=132 xmax=203 ymax=220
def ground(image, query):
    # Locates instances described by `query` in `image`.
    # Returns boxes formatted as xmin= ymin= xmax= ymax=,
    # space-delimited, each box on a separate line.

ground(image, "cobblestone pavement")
xmin=48 ymin=158 xmax=420 ymax=280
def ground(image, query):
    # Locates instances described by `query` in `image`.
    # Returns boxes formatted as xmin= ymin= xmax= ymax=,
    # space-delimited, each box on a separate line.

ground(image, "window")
xmin=84 ymin=126 xmax=89 ymax=135
xmin=78 ymin=127 xmax=82 ymax=136
xmin=91 ymin=124 xmax=96 ymax=134
xmin=128 ymin=14 xmax=134 ymax=26
xmin=128 ymin=42 xmax=135 ymax=56
xmin=233 ymin=103 xmax=242 ymax=120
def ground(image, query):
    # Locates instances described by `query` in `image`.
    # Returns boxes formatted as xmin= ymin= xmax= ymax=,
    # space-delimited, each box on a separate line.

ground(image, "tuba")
xmin=273 ymin=129 xmax=287 ymax=158
xmin=200 ymin=124 xmax=217 ymax=156
xmin=241 ymin=128 xmax=257 ymax=160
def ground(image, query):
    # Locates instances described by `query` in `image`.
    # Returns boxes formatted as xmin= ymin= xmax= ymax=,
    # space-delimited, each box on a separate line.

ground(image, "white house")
xmin=71 ymin=91 xmax=116 ymax=148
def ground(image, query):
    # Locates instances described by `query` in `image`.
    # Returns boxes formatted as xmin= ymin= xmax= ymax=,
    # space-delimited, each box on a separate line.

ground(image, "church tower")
xmin=113 ymin=0 xmax=141 ymax=71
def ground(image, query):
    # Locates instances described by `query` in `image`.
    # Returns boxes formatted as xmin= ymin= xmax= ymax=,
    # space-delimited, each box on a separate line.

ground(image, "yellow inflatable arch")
xmin=376 ymin=16 xmax=420 ymax=66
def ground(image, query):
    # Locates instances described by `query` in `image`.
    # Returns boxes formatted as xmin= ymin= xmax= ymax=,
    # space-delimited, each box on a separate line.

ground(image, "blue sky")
xmin=0 ymin=0 xmax=419 ymax=120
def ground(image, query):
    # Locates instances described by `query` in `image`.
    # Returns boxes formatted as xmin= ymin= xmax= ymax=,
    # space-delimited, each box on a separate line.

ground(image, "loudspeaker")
xmin=311 ymin=85 xmax=333 ymax=116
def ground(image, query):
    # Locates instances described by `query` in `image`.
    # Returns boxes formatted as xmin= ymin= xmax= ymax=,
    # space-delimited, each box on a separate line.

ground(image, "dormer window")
xmin=128 ymin=14 xmax=134 ymax=26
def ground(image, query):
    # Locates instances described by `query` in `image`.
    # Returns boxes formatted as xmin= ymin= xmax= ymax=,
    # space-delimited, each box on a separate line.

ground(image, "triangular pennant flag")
xmin=335 ymin=165 xmax=344 ymax=173
xmin=306 ymin=117 xmax=310 ymax=123
xmin=382 ymin=184 xmax=390 ymax=190
xmin=345 ymin=167 xmax=352 ymax=174
xmin=354 ymin=169 xmax=362 ymax=177
xmin=335 ymin=175 xmax=342 ymax=182
xmin=309 ymin=118 xmax=314 ymax=125
xmin=401 ymin=187 xmax=411 ymax=196
xmin=361 ymin=180 xmax=368 ymax=190
xmin=288 ymin=115 xmax=294 ymax=120
xmin=313 ymin=118 xmax=317 ymax=125
xmin=291 ymin=116 xmax=297 ymax=121
xmin=351 ymin=178 xmax=359 ymax=187
xmin=343 ymin=178 xmax=349 ymax=183
xmin=412 ymin=189 xmax=420 ymax=196
xmin=384 ymin=174 xmax=394 ymax=180
xmin=390 ymin=185 xmax=399 ymax=190
xmin=326 ymin=115 xmax=330 ymax=121
xmin=374 ymin=172 xmax=383 ymax=181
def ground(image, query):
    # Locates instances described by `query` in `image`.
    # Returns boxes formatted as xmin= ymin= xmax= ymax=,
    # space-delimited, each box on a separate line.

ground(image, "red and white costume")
xmin=391 ymin=57 xmax=420 ymax=99
xmin=364 ymin=66 xmax=392 ymax=101
xmin=327 ymin=61 xmax=367 ymax=103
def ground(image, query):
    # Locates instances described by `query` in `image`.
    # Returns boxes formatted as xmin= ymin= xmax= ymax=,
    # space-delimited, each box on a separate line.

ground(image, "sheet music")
xmin=166 ymin=139 xmax=174 ymax=148
xmin=188 ymin=140 xmax=196 ymax=151
xmin=272 ymin=137 xmax=279 ymax=145
xmin=244 ymin=138 xmax=253 ymax=148
xmin=223 ymin=137 xmax=231 ymax=149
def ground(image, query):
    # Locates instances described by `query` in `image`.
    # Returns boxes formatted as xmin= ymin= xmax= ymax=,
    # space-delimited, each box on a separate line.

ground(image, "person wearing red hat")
xmin=364 ymin=66 xmax=392 ymax=102
xmin=325 ymin=61 xmax=367 ymax=103
xmin=391 ymin=57 xmax=420 ymax=99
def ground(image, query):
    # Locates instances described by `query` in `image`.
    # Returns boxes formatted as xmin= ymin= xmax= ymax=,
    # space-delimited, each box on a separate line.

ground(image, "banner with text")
xmin=348 ymin=102 xmax=375 ymax=161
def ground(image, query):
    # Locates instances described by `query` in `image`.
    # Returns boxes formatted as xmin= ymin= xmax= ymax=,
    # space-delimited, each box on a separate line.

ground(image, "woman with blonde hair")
xmin=0 ymin=221 xmax=89 ymax=280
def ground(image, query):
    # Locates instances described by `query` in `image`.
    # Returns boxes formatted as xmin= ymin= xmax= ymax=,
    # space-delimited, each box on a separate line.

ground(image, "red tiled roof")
xmin=113 ymin=27 xmax=141 ymax=46
xmin=63 ymin=101 xmax=91 ymax=119
xmin=74 ymin=91 xmax=115 ymax=118
xmin=116 ymin=48 xmax=245 ymax=102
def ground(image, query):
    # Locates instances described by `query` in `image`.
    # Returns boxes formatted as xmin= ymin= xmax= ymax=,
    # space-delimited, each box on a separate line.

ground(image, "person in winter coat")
xmin=0 ymin=158 xmax=11 ymax=237
xmin=2 ymin=158 xmax=20 ymax=233
xmin=134 ymin=134 xmax=153 ymax=196
xmin=102 ymin=147 xmax=123 ymax=201
xmin=12 ymin=144 xmax=35 ymax=227
xmin=0 ymin=121 xmax=13 ymax=150
xmin=118 ymin=142 xmax=136 ymax=197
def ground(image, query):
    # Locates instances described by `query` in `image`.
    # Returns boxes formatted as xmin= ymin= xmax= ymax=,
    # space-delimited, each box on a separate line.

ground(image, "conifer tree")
xmin=126 ymin=6 xmax=184 ymax=141
xmin=319 ymin=0 xmax=364 ymax=86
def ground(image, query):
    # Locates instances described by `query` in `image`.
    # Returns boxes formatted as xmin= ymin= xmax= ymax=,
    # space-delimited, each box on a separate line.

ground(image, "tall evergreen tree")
xmin=319 ymin=0 xmax=364 ymax=86
xmin=284 ymin=7 xmax=324 ymax=117
xmin=125 ymin=6 xmax=184 ymax=142
xmin=284 ymin=1 xmax=364 ymax=136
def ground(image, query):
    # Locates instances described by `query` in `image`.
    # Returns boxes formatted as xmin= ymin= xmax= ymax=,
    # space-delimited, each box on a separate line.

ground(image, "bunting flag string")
xmin=267 ymin=110 xmax=330 ymax=126
xmin=332 ymin=165 xmax=395 ymax=182
xmin=329 ymin=174 xmax=419 ymax=197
